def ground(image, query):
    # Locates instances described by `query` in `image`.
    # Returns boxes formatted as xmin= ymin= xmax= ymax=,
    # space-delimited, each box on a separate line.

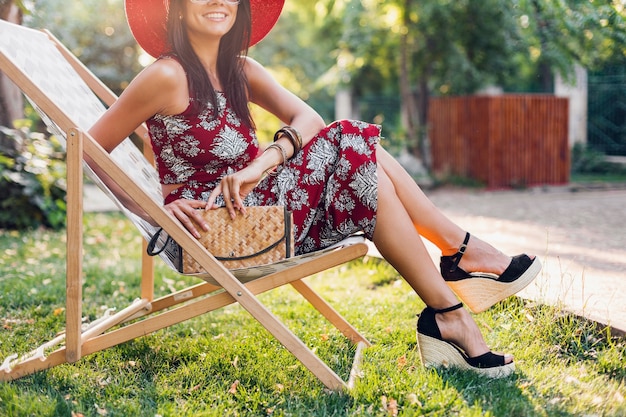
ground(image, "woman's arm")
xmin=89 ymin=58 xmax=189 ymax=152
xmin=246 ymin=57 xmax=326 ymax=148
xmin=207 ymin=57 xmax=327 ymax=217
xmin=86 ymin=58 xmax=191 ymax=222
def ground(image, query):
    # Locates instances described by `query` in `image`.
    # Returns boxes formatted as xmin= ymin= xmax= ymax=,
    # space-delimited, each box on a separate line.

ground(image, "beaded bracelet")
xmin=264 ymin=142 xmax=287 ymax=176
xmin=273 ymin=125 xmax=303 ymax=156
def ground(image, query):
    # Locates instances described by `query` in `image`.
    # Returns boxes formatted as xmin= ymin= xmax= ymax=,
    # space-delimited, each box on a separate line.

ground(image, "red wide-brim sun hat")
xmin=125 ymin=0 xmax=285 ymax=58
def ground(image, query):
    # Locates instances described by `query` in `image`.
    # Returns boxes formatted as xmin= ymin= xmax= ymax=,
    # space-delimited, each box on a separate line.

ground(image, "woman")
xmin=89 ymin=0 xmax=541 ymax=378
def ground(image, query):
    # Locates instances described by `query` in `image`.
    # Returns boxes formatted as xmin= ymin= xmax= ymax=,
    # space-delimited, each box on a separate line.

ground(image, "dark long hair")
xmin=166 ymin=0 xmax=254 ymax=129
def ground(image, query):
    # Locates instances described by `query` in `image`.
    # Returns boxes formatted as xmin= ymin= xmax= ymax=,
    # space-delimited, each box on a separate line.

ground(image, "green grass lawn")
xmin=0 ymin=212 xmax=624 ymax=416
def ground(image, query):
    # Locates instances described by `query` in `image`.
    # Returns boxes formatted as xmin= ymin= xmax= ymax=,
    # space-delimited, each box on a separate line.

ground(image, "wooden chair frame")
xmin=0 ymin=21 xmax=370 ymax=391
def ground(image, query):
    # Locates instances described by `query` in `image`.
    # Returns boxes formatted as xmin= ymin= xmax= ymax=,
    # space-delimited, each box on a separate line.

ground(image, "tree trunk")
xmin=530 ymin=0 xmax=554 ymax=93
xmin=0 ymin=0 xmax=24 ymax=149
xmin=415 ymin=73 xmax=431 ymax=167
xmin=399 ymin=0 xmax=421 ymax=159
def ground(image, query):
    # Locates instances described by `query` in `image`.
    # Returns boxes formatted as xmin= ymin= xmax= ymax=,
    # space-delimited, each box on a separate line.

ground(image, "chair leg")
xmin=347 ymin=341 xmax=368 ymax=390
xmin=65 ymin=128 xmax=84 ymax=363
xmin=291 ymin=279 xmax=370 ymax=346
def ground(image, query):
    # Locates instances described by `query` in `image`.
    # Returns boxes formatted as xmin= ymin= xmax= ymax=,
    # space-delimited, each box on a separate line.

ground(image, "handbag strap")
xmin=215 ymin=233 xmax=284 ymax=261
xmin=284 ymin=205 xmax=293 ymax=258
xmin=146 ymin=228 xmax=174 ymax=256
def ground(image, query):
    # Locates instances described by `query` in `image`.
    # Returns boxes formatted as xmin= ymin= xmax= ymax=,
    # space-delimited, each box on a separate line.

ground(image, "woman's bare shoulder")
xmin=138 ymin=57 xmax=187 ymax=88
xmin=242 ymin=56 xmax=270 ymax=79
xmin=127 ymin=57 xmax=189 ymax=115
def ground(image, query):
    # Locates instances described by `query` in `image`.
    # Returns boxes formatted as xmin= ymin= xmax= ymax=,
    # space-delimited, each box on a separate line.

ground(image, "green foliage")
xmin=571 ymin=142 xmax=626 ymax=175
xmin=0 ymin=124 xmax=66 ymax=230
xmin=398 ymin=0 xmax=522 ymax=96
xmin=24 ymin=0 xmax=143 ymax=95
xmin=20 ymin=0 xmax=626 ymax=101
xmin=501 ymin=0 xmax=626 ymax=92
xmin=251 ymin=0 xmax=626 ymax=155
xmin=14 ymin=0 xmax=626 ymax=153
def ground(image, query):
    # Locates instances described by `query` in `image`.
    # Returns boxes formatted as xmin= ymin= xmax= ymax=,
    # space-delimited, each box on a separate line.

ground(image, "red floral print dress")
xmin=147 ymin=91 xmax=380 ymax=255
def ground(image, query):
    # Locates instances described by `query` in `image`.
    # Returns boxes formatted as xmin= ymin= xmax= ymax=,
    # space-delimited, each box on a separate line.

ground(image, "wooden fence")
xmin=428 ymin=95 xmax=570 ymax=188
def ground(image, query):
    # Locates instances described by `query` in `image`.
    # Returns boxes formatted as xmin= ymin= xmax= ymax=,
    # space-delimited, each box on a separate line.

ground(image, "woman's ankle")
xmin=440 ymin=230 xmax=470 ymax=257
xmin=456 ymin=236 xmax=511 ymax=275
xmin=435 ymin=306 xmax=491 ymax=358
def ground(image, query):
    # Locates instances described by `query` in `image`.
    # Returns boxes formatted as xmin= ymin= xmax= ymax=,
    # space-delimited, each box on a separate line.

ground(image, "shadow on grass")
xmin=438 ymin=296 xmax=626 ymax=416
xmin=438 ymin=369 xmax=534 ymax=416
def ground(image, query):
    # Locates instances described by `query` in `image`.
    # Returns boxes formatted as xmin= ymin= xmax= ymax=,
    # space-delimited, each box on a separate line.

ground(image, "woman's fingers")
xmin=207 ymin=170 xmax=258 ymax=218
xmin=165 ymin=199 xmax=209 ymax=238
xmin=219 ymin=176 xmax=235 ymax=218
xmin=220 ymin=175 xmax=246 ymax=219
xmin=206 ymin=184 xmax=222 ymax=210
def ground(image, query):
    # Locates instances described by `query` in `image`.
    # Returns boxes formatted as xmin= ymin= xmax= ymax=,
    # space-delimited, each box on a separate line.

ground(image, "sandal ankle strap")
xmin=432 ymin=302 xmax=463 ymax=314
xmin=448 ymin=232 xmax=470 ymax=272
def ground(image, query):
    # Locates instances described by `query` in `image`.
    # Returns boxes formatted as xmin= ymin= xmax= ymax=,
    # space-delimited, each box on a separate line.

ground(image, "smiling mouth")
xmin=204 ymin=12 xmax=227 ymax=20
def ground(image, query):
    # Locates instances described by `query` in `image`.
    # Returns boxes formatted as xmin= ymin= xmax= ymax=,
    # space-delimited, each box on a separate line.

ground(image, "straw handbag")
xmin=147 ymin=206 xmax=294 ymax=273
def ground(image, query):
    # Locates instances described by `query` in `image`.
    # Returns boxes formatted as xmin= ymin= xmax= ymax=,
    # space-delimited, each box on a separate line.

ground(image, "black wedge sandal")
xmin=440 ymin=232 xmax=542 ymax=313
xmin=416 ymin=303 xmax=515 ymax=378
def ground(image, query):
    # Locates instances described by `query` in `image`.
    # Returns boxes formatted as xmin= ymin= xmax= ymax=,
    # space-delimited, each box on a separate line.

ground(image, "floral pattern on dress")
xmin=147 ymin=92 xmax=380 ymax=255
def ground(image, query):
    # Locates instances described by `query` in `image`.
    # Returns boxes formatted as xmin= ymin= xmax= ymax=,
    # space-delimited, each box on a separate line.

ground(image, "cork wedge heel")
xmin=416 ymin=303 xmax=515 ymax=378
xmin=441 ymin=233 xmax=542 ymax=313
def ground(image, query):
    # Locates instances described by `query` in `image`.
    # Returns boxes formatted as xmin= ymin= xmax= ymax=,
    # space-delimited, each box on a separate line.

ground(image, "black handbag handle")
xmin=146 ymin=228 xmax=173 ymax=256
xmin=214 ymin=232 xmax=285 ymax=261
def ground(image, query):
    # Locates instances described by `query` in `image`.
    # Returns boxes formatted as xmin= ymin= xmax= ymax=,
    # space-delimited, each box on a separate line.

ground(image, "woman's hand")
xmin=164 ymin=198 xmax=210 ymax=239
xmin=206 ymin=163 xmax=266 ymax=218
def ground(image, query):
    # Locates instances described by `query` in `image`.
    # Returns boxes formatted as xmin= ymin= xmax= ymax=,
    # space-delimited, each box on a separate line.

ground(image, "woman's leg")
xmin=376 ymin=146 xmax=520 ymax=275
xmin=373 ymin=164 xmax=512 ymax=361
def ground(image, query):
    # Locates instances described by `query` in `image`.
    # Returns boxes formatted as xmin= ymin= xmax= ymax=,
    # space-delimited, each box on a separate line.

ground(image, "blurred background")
xmin=1 ymin=0 xmax=625 ymax=228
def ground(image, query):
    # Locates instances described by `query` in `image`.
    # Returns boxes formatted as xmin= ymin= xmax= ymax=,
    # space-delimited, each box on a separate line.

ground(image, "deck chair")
xmin=0 ymin=20 xmax=371 ymax=391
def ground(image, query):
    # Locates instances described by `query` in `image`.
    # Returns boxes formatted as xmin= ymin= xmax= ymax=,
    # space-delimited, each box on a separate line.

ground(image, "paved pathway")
xmin=84 ymin=184 xmax=626 ymax=333
xmin=422 ymin=186 xmax=626 ymax=334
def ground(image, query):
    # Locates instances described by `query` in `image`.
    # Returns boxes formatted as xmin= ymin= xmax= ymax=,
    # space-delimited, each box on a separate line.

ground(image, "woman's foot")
xmin=440 ymin=233 xmax=541 ymax=313
xmin=434 ymin=303 xmax=511 ymax=361
xmin=441 ymin=232 xmax=516 ymax=276
xmin=416 ymin=303 xmax=514 ymax=378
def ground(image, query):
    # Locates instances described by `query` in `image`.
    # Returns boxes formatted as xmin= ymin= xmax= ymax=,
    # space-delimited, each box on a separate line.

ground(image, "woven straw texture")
xmin=183 ymin=206 xmax=293 ymax=273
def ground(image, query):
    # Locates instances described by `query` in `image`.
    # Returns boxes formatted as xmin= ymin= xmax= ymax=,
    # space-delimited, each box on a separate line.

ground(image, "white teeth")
xmin=205 ymin=13 xmax=226 ymax=19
